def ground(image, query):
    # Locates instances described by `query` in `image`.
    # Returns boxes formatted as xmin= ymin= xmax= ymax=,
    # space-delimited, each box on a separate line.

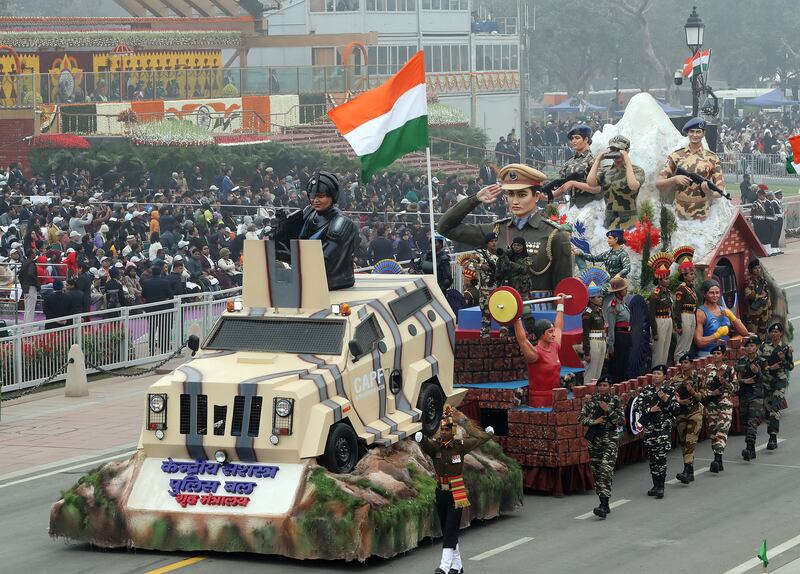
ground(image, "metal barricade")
xmin=0 ymin=286 xmax=241 ymax=394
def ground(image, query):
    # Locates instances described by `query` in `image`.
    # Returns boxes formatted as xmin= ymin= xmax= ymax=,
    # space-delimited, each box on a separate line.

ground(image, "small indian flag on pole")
xmin=758 ymin=539 xmax=769 ymax=572
xmin=328 ymin=51 xmax=428 ymax=183
xmin=683 ymin=49 xmax=711 ymax=78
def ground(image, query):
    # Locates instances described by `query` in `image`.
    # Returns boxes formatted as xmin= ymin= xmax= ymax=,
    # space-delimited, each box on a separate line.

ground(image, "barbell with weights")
xmin=487 ymin=277 xmax=589 ymax=325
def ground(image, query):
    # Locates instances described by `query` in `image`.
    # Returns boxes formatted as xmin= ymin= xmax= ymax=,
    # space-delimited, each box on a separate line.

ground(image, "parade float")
xmin=49 ymin=239 xmax=523 ymax=560
xmin=453 ymin=92 xmax=788 ymax=495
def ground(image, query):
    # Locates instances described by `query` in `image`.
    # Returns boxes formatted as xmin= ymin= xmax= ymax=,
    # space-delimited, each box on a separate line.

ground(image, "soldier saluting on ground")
xmin=416 ymin=406 xmax=494 ymax=574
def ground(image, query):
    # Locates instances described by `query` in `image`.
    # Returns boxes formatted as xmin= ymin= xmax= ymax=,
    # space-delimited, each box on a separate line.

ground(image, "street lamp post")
xmin=684 ymin=6 xmax=705 ymax=117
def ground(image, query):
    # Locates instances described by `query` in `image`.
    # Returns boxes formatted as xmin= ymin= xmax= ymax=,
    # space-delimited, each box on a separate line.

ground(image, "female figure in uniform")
xmin=760 ymin=322 xmax=793 ymax=451
xmin=551 ymin=124 xmax=598 ymax=208
xmin=636 ymin=364 xmax=678 ymax=498
xmin=416 ymin=407 xmax=494 ymax=574
xmin=672 ymin=246 xmax=698 ymax=362
xmin=647 ymin=252 xmax=675 ymax=368
xmin=581 ymin=284 xmax=607 ymax=383
xmin=673 ymin=354 xmax=705 ymax=485
xmin=574 ymin=229 xmax=631 ymax=286
xmin=604 ymin=276 xmax=632 ymax=383
xmin=513 ymin=294 xmax=567 ymax=407
xmin=703 ymin=344 xmax=736 ymax=473
xmin=694 ymin=279 xmax=749 ymax=357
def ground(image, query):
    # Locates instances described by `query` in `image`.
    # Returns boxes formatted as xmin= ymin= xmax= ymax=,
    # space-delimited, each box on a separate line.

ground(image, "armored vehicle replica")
xmin=50 ymin=240 xmax=528 ymax=561
xmin=140 ymin=239 xmax=465 ymax=475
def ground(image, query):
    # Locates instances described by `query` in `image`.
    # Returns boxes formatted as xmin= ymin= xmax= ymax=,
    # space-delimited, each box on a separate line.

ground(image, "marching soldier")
xmin=416 ymin=407 xmax=494 ymax=574
xmin=552 ymin=124 xmax=598 ymax=208
xmin=636 ymin=364 xmax=678 ymax=499
xmin=744 ymin=259 xmax=772 ymax=340
xmin=672 ymin=354 xmax=705 ymax=485
xmin=587 ymin=135 xmax=645 ymax=230
xmin=736 ymin=335 xmax=766 ymax=461
xmin=577 ymin=375 xmax=623 ymax=519
xmin=582 ymin=284 xmax=607 ymax=383
xmin=647 ymin=252 xmax=675 ymax=368
xmin=703 ymin=344 xmax=736 ymax=473
xmin=672 ymin=246 xmax=698 ymax=362
xmin=760 ymin=322 xmax=793 ymax=451
xmin=574 ymin=229 xmax=631 ymax=287
xmin=656 ymin=117 xmax=726 ymax=221
xmin=750 ymin=187 xmax=769 ymax=249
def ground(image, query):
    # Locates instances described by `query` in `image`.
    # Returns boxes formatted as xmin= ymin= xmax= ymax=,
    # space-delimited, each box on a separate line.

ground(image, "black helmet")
xmin=306 ymin=170 xmax=340 ymax=203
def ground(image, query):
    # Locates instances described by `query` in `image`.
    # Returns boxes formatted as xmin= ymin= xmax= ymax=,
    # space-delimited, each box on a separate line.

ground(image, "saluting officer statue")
xmin=437 ymin=164 xmax=573 ymax=296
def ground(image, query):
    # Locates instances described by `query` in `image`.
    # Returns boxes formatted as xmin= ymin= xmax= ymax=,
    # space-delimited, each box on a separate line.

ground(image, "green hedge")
xmin=29 ymin=140 xmax=360 ymax=188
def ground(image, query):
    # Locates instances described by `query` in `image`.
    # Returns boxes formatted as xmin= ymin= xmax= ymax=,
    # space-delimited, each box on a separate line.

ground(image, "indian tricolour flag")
xmin=683 ymin=49 xmax=711 ymax=78
xmin=328 ymin=51 xmax=428 ymax=183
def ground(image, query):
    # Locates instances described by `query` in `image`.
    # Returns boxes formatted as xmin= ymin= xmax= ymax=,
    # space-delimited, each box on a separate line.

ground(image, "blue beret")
xmin=568 ymin=124 xmax=593 ymax=139
xmin=484 ymin=232 xmax=498 ymax=243
xmin=651 ymin=364 xmax=668 ymax=374
xmin=434 ymin=234 xmax=445 ymax=242
xmin=678 ymin=353 xmax=693 ymax=363
xmin=606 ymin=229 xmax=625 ymax=244
xmin=682 ymin=117 xmax=706 ymax=133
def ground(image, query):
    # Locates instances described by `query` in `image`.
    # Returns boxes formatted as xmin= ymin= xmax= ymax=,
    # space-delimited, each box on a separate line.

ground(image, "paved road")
xmin=3 ymin=286 xmax=800 ymax=574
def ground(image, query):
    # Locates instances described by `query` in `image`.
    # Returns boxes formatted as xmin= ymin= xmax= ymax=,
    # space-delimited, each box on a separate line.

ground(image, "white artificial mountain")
xmin=564 ymin=92 xmax=736 ymax=287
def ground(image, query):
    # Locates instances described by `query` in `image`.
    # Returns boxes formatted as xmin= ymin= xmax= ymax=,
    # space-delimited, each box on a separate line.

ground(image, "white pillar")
xmin=64 ymin=344 xmax=88 ymax=397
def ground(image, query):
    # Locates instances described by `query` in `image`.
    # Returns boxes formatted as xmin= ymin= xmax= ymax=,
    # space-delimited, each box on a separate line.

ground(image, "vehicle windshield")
xmin=205 ymin=317 xmax=347 ymax=355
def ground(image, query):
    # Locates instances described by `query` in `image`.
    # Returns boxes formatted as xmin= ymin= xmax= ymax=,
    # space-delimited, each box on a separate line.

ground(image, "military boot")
xmin=718 ymin=454 xmax=724 ymax=471
xmin=647 ymin=475 xmax=659 ymax=496
xmin=653 ymin=477 xmax=665 ymax=499
xmin=767 ymin=433 xmax=778 ymax=450
xmin=688 ymin=464 xmax=695 ymax=482
xmin=600 ymin=496 xmax=611 ymax=514
xmin=592 ymin=496 xmax=607 ymax=519
xmin=676 ymin=463 xmax=692 ymax=484
xmin=742 ymin=440 xmax=755 ymax=461
xmin=710 ymin=453 xmax=722 ymax=474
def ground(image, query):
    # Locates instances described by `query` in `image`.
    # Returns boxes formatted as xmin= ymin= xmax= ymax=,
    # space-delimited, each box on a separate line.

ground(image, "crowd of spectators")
xmin=0 ymin=158 xmax=505 ymax=325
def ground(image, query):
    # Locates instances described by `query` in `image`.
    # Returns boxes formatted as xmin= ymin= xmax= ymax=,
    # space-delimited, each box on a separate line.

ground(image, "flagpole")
xmin=426 ymin=146 xmax=438 ymax=284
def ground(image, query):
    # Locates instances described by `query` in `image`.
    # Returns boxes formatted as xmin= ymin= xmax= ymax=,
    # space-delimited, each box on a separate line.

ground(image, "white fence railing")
xmin=0 ymin=287 xmax=241 ymax=394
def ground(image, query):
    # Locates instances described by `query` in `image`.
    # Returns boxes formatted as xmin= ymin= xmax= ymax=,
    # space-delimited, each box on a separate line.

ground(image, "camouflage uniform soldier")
xmin=416 ymin=407 xmax=494 ymax=574
xmin=672 ymin=354 xmax=705 ymax=484
xmin=437 ymin=164 xmax=573 ymax=294
xmin=736 ymin=336 xmax=766 ymax=461
xmin=745 ymin=259 xmax=772 ymax=340
xmin=587 ymin=135 xmax=645 ymax=230
xmin=703 ymin=344 xmax=736 ymax=473
xmin=656 ymin=117 xmax=725 ymax=221
xmin=552 ymin=124 xmax=598 ymax=208
xmin=760 ymin=322 xmax=793 ymax=450
xmin=576 ymin=229 xmax=631 ymax=293
xmin=578 ymin=376 xmax=623 ymax=520
xmin=495 ymin=237 xmax=535 ymax=297
xmin=636 ymin=364 xmax=678 ymax=499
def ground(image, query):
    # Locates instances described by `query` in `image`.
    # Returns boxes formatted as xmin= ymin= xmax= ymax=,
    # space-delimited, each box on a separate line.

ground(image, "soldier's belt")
xmin=655 ymin=313 xmax=672 ymax=319
xmin=766 ymin=216 xmax=777 ymax=221
xmin=751 ymin=216 xmax=765 ymax=220
xmin=615 ymin=323 xmax=631 ymax=333
xmin=589 ymin=332 xmax=605 ymax=339
xmin=682 ymin=307 xmax=696 ymax=313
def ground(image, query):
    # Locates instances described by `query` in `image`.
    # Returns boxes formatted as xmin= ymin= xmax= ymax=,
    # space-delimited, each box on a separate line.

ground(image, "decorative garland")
xmin=1 ymin=31 xmax=242 ymax=49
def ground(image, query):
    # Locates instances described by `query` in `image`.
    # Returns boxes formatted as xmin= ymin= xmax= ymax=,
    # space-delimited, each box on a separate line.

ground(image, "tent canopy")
xmin=613 ymin=99 xmax=685 ymax=117
xmin=545 ymin=97 xmax=607 ymax=113
xmin=743 ymin=88 xmax=800 ymax=108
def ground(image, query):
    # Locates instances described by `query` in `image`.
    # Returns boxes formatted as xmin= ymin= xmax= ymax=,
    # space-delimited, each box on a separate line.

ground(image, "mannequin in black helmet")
xmin=274 ymin=170 xmax=358 ymax=290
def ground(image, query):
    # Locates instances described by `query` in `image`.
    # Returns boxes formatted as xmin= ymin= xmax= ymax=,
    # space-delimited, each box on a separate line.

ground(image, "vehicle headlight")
xmin=275 ymin=398 xmax=293 ymax=417
xmin=149 ymin=394 xmax=166 ymax=413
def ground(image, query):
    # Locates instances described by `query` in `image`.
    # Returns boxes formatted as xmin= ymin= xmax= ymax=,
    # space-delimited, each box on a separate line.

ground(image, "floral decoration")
xmin=131 ymin=119 xmax=214 ymax=147
xmin=116 ymin=109 xmax=138 ymax=123
xmin=33 ymin=134 xmax=91 ymax=149
xmin=428 ymin=102 xmax=469 ymax=127
xmin=623 ymin=216 xmax=661 ymax=254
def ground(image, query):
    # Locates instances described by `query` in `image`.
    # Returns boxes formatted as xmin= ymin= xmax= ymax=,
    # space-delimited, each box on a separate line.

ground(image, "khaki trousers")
xmin=673 ymin=312 xmax=696 ymax=363
xmin=652 ymin=317 xmax=673 ymax=367
xmin=584 ymin=338 xmax=607 ymax=383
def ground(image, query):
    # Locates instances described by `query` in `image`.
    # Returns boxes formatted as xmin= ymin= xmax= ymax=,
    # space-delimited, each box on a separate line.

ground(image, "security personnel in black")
xmin=273 ymin=170 xmax=358 ymax=290
xmin=416 ymin=406 xmax=494 ymax=574
xmin=437 ymin=163 xmax=572 ymax=294
xmin=636 ymin=364 xmax=678 ymax=499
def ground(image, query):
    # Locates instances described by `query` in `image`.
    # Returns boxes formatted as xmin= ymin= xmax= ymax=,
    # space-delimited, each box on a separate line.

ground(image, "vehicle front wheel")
xmin=320 ymin=423 xmax=360 ymax=473
xmin=417 ymin=382 xmax=445 ymax=436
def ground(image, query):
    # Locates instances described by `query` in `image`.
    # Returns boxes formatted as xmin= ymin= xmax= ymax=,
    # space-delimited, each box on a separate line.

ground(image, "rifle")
xmin=540 ymin=172 xmax=585 ymax=202
xmin=675 ymin=167 xmax=732 ymax=200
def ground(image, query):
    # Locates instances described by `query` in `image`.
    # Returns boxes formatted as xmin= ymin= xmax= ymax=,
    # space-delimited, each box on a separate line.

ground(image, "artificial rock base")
xmin=49 ymin=431 xmax=522 ymax=561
